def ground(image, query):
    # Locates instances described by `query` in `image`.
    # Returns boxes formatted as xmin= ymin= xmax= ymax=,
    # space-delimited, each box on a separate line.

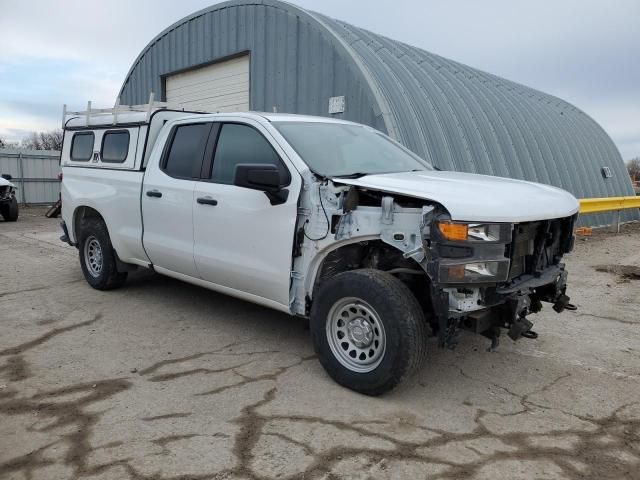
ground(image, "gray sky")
xmin=1 ymin=0 xmax=638 ymax=160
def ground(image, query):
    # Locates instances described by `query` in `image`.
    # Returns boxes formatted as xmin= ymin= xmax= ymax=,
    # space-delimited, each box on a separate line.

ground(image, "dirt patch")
xmin=0 ymin=356 xmax=30 ymax=381
xmin=0 ymin=379 xmax=132 ymax=478
xmin=594 ymin=264 xmax=640 ymax=280
xmin=0 ymin=315 xmax=101 ymax=357
xmin=2 ymin=202 xmax=640 ymax=480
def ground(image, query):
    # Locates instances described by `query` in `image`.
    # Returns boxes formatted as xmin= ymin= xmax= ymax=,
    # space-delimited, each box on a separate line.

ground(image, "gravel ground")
xmin=1 ymin=207 xmax=639 ymax=480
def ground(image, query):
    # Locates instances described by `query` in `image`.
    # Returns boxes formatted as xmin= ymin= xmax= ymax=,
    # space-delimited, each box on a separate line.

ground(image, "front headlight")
xmin=433 ymin=220 xmax=512 ymax=283
xmin=436 ymin=221 xmax=512 ymax=243
xmin=439 ymin=260 xmax=510 ymax=283
xmin=468 ymin=224 xmax=502 ymax=242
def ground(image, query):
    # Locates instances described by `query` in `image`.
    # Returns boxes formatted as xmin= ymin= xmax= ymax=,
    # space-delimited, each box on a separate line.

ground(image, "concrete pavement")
xmin=1 ymin=208 xmax=639 ymax=479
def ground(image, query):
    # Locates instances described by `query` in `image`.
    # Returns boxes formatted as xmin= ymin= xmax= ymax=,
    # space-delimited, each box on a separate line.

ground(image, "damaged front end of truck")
xmin=293 ymin=174 xmax=578 ymax=352
xmin=422 ymin=211 xmax=577 ymax=350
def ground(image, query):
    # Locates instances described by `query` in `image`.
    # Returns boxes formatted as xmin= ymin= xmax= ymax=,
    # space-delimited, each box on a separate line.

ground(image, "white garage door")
xmin=165 ymin=55 xmax=250 ymax=113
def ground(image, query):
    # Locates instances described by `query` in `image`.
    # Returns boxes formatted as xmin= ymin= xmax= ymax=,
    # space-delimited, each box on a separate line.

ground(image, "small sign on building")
xmin=328 ymin=96 xmax=346 ymax=114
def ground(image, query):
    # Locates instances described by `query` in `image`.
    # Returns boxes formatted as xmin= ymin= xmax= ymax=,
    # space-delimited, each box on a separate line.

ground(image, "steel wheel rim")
xmin=326 ymin=297 xmax=386 ymax=373
xmin=84 ymin=236 xmax=103 ymax=278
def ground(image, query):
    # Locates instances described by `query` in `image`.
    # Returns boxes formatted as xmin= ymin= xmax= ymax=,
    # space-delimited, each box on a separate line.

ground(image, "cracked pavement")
xmin=1 ymin=208 xmax=639 ymax=479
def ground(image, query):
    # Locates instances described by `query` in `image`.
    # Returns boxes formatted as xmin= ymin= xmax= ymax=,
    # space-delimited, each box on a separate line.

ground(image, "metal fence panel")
xmin=0 ymin=148 xmax=61 ymax=205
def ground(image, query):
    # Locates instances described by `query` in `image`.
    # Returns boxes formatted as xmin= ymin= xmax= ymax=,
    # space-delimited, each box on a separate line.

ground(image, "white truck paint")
xmin=61 ymin=107 xmax=579 ymax=395
xmin=335 ymin=170 xmax=579 ymax=223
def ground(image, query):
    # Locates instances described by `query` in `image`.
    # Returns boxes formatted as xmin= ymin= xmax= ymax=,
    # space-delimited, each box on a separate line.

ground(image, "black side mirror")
xmin=234 ymin=164 xmax=281 ymax=190
xmin=1 ymin=174 xmax=12 ymax=181
xmin=234 ymin=164 xmax=289 ymax=205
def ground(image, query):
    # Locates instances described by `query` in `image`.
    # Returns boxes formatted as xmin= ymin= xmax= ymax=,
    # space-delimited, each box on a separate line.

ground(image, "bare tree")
xmin=21 ymin=129 xmax=64 ymax=151
xmin=627 ymin=158 xmax=640 ymax=181
xmin=0 ymin=137 xmax=19 ymax=149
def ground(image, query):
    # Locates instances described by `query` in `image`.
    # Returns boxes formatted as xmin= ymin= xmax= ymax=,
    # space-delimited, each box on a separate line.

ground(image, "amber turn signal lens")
xmin=438 ymin=221 xmax=468 ymax=241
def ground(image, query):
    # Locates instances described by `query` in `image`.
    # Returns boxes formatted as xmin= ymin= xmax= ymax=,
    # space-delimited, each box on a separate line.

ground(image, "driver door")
xmin=192 ymin=121 xmax=301 ymax=308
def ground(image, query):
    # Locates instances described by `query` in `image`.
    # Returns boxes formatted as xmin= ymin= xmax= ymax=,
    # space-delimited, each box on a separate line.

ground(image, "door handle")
xmin=197 ymin=196 xmax=218 ymax=206
xmin=146 ymin=190 xmax=162 ymax=198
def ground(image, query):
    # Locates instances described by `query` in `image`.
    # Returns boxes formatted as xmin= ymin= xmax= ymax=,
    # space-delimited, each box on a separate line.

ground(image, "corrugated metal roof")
xmin=119 ymin=0 xmax=638 ymax=226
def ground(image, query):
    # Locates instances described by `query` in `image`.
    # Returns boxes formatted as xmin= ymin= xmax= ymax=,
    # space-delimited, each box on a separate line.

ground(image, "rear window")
xmin=71 ymin=132 xmax=94 ymax=161
xmin=163 ymin=123 xmax=211 ymax=179
xmin=101 ymin=131 xmax=130 ymax=163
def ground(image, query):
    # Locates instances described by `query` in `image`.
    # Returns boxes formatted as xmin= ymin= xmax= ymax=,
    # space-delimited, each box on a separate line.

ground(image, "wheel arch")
xmin=73 ymin=206 xmax=136 ymax=273
xmin=305 ymin=237 xmax=430 ymax=304
xmin=73 ymin=206 xmax=107 ymax=241
xmin=305 ymin=236 xmax=378 ymax=301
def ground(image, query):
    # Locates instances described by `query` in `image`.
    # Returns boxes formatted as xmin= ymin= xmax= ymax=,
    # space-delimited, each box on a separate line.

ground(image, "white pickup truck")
xmin=60 ymin=106 xmax=579 ymax=395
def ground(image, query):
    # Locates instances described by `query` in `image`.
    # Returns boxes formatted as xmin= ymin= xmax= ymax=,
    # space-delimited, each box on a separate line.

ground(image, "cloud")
xmin=0 ymin=0 xmax=638 ymax=159
xmin=0 ymin=0 xmax=213 ymax=140
xmin=0 ymin=0 xmax=211 ymax=68
xmin=0 ymin=57 xmax=122 ymax=140
xmin=0 ymin=127 xmax=38 ymax=144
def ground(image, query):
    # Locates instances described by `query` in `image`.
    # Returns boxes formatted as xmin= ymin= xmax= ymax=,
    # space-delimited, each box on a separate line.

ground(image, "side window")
xmin=163 ymin=123 xmax=211 ymax=179
xmin=101 ymin=130 xmax=130 ymax=163
xmin=211 ymin=123 xmax=290 ymax=185
xmin=71 ymin=132 xmax=94 ymax=161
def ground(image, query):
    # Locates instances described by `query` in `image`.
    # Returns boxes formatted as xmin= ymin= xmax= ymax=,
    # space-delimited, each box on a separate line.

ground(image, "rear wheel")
xmin=1 ymin=197 xmax=18 ymax=221
xmin=310 ymin=269 xmax=427 ymax=396
xmin=78 ymin=218 xmax=127 ymax=290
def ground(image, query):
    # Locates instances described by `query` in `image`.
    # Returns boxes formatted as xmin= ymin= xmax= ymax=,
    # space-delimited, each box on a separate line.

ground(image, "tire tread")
xmin=1 ymin=197 xmax=19 ymax=222
xmin=78 ymin=218 xmax=127 ymax=290
xmin=310 ymin=268 xmax=427 ymax=396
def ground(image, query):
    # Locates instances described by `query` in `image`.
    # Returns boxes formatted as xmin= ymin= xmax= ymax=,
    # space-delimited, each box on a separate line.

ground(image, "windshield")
xmin=273 ymin=122 xmax=433 ymax=177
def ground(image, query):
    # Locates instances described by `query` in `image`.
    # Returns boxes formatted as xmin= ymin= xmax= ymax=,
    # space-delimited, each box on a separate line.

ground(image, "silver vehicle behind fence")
xmin=0 ymin=174 xmax=18 ymax=222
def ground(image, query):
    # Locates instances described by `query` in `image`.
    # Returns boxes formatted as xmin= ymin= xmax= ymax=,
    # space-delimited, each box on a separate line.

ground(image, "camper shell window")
xmin=71 ymin=132 xmax=94 ymax=161
xmin=101 ymin=130 xmax=130 ymax=163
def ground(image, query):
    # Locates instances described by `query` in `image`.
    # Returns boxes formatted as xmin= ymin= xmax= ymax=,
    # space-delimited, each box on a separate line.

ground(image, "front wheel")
xmin=78 ymin=218 xmax=127 ymax=290
xmin=310 ymin=269 xmax=428 ymax=396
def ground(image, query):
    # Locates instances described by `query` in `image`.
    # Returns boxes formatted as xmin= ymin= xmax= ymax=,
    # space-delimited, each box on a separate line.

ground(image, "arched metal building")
xmin=119 ymin=0 xmax=637 ymax=226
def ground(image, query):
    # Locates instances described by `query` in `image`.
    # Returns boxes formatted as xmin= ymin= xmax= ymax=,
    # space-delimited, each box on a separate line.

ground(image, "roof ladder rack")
xmin=146 ymin=92 xmax=155 ymax=122
xmin=113 ymin=97 xmax=120 ymax=125
xmin=86 ymin=101 xmax=92 ymax=127
xmin=61 ymin=92 xmax=211 ymax=128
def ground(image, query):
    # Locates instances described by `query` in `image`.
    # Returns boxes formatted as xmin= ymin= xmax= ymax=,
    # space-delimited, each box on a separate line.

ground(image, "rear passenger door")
xmin=192 ymin=120 xmax=301 ymax=308
xmin=142 ymin=122 xmax=213 ymax=277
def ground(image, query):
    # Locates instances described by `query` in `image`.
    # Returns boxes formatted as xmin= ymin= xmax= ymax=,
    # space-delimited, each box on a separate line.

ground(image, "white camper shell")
xmin=62 ymin=100 xmax=206 ymax=171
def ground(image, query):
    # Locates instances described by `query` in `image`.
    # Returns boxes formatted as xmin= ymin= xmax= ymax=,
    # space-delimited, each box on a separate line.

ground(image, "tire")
xmin=1 ymin=197 xmax=18 ymax=221
xmin=310 ymin=269 xmax=428 ymax=396
xmin=77 ymin=218 xmax=127 ymax=290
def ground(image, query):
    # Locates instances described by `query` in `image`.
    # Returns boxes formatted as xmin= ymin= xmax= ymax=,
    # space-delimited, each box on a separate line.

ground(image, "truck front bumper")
xmin=433 ymin=263 xmax=571 ymax=349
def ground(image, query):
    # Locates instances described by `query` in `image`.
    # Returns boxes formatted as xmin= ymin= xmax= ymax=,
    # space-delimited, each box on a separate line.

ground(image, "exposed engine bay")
xmin=291 ymin=175 xmax=577 ymax=351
